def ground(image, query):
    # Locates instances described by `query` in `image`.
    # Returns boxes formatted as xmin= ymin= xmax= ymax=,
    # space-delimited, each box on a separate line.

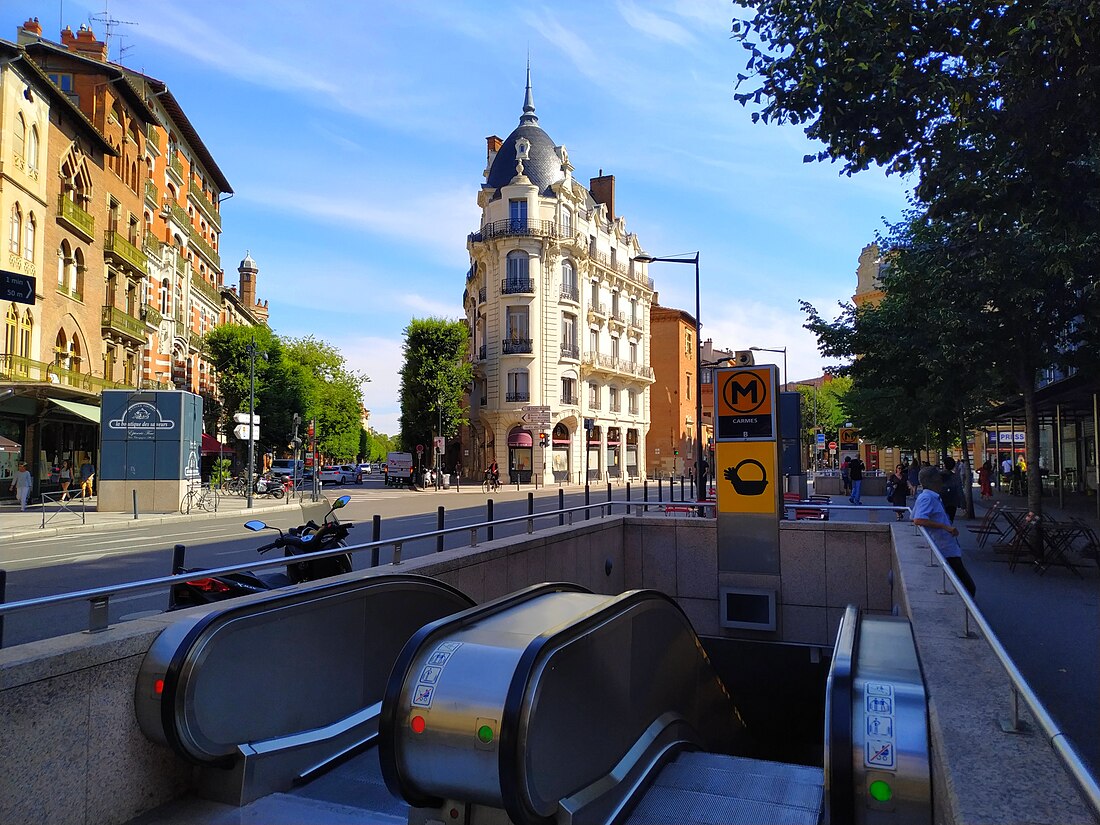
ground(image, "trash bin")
xmin=444 ymin=474 xmax=451 ymax=489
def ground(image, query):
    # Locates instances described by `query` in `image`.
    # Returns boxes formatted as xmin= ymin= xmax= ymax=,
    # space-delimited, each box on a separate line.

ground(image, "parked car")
xmin=269 ymin=459 xmax=304 ymax=479
xmin=318 ymin=465 xmax=353 ymax=485
xmin=342 ymin=464 xmax=364 ymax=484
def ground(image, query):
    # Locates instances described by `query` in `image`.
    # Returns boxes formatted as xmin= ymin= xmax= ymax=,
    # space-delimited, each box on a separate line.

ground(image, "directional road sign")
xmin=233 ymin=412 xmax=259 ymax=424
xmin=522 ymin=404 xmax=552 ymax=424
xmin=1 ymin=270 xmax=35 ymax=305
xmin=233 ymin=424 xmax=260 ymax=440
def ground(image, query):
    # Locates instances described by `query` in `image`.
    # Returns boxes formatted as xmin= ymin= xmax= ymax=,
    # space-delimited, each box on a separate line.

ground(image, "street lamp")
xmin=750 ymin=346 xmax=787 ymax=390
xmin=245 ymin=337 xmax=257 ymax=509
xmin=634 ymin=252 xmax=704 ymax=502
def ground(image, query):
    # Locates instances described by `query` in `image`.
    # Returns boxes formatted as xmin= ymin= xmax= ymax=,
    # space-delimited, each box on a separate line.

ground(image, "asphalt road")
xmin=0 ymin=478 xmax=654 ymax=647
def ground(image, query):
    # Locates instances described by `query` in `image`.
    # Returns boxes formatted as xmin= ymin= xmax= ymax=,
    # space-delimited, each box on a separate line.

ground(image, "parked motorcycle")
xmin=168 ymin=495 xmax=355 ymax=610
xmin=254 ymin=473 xmax=285 ymax=499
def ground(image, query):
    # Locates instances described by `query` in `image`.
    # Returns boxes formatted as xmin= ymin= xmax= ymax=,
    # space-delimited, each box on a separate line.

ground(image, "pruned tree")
xmin=399 ymin=318 xmax=474 ymax=459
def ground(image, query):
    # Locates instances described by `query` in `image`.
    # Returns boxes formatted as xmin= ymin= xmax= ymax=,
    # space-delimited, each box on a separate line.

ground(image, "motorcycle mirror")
xmin=244 ymin=520 xmax=268 ymax=532
xmin=334 ymin=495 xmax=351 ymax=509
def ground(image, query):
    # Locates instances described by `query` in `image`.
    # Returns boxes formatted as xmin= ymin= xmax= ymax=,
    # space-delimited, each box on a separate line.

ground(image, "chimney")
xmin=19 ymin=17 xmax=42 ymax=39
xmin=486 ymin=135 xmax=502 ymax=154
xmin=67 ymin=24 xmax=108 ymax=62
xmin=590 ymin=172 xmax=615 ymax=221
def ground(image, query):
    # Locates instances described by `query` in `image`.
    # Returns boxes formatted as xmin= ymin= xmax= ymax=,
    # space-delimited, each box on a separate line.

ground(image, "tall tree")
xmin=283 ymin=336 xmax=368 ymax=461
xmin=399 ymin=318 xmax=474 ymax=455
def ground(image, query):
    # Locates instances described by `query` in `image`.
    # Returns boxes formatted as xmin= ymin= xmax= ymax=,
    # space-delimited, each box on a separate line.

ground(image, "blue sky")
xmin=5 ymin=1 xmax=912 ymax=435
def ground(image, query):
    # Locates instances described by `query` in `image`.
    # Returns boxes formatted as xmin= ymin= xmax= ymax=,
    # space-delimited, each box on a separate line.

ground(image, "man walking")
xmin=913 ymin=466 xmax=976 ymax=597
xmin=848 ymin=454 xmax=865 ymax=504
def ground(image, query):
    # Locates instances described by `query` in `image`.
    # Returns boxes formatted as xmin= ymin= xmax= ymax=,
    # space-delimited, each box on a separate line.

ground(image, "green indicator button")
xmin=477 ymin=725 xmax=494 ymax=744
xmin=869 ymin=779 xmax=893 ymax=802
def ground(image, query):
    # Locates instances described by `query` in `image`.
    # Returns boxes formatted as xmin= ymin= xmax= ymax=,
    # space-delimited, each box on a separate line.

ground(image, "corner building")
xmin=464 ymin=74 xmax=654 ymax=484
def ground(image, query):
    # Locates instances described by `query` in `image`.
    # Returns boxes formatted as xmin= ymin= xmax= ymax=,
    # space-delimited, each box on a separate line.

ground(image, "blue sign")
xmin=100 ymin=390 xmax=203 ymax=481
xmin=1 ymin=269 xmax=35 ymax=305
xmin=816 ymin=432 xmax=826 ymax=445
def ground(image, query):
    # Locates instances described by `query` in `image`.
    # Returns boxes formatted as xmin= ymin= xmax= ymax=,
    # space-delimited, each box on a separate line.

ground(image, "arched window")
xmin=561 ymin=208 xmax=572 ymax=236
xmin=130 ymin=161 xmax=138 ymax=191
xmin=4 ymin=304 xmax=17 ymax=355
xmin=506 ymin=251 xmax=529 ymax=287
xmin=160 ymin=278 xmax=170 ymax=314
xmin=13 ymin=113 xmax=26 ymax=159
xmin=174 ymin=281 xmax=183 ymax=322
xmin=54 ymin=330 xmax=69 ymax=369
xmin=70 ymin=335 xmax=82 ymax=372
xmin=9 ymin=204 xmax=21 ymax=254
xmin=561 ymin=260 xmax=577 ymax=300
xmin=73 ymin=249 xmax=85 ymax=298
xmin=27 ymin=126 xmax=39 ymax=173
xmin=23 ymin=212 xmax=35 ymax=260
xmin=57 ymin=241 xmax=70 ymax=288
xmin=18 ymin=310 xmax=32 ymax=359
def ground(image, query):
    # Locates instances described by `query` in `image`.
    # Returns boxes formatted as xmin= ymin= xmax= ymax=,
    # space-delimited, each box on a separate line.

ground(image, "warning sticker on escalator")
xmin=412 ymin=641 xmax=463 ymax=709
xmin=412 ymin=685 xmax=434 ymax=707
xmin=863 ymin=682 xmax=896 ymax=770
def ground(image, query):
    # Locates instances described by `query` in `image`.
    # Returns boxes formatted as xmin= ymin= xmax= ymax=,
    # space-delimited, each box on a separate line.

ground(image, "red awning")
xmin=201 ymin=434 xmax=230 ymax=454
xmin=508 ymin=431 xmax=533 ymax=447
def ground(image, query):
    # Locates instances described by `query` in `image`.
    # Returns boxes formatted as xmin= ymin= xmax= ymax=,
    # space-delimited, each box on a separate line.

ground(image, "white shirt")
xmin=1001 ymin=458 xmax=1013 ymax=474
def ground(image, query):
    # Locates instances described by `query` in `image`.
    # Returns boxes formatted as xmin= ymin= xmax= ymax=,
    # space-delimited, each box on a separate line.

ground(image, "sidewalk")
xmin=0 ymin=494 xmax=305 ymax=543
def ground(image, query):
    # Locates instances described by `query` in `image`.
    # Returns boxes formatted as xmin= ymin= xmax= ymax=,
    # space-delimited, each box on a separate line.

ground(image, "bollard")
xmin=171 ymin=544 xmax=186 ymax=575
xmin=88 ymin=596 xmax=109 ymax=633
xmin=559 ymin=488 xmax=565 ymax=526
xmin=371 ymin=515 xmax=381 ymax=567
xmin=585 ymin=485 xmax=591 ymax=521
xmin=437 ymin=506 xmax=445 ymax=552
xmin=487 ymin=499 xmax=495 ymax=541
xmin=643 ymin=478 xmax=649 ymax=512
xmin=658 ymin=477 xmax=663 ymax=503
xmin=606 ymin=482 xmax=612 ymax=507
xmin=680 ymin=475 xmax=685 ymax=501
xmin=527 ymin=492 xmax=534 ymax=534
xmin=626 ymin=482 xmax=631 ymax=503
xmin=393 ymin=542 xmax=403 ymax=565
xmin=0 ymin=568 xmax=6 ymax=649
xmin=132 ymin=489 xmax=139 ymax=520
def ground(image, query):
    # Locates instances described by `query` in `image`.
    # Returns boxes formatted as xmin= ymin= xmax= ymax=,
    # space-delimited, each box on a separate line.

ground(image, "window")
xmin=18 ymin=309 xmax=32 ymax=361
xmin=629 ymin=341 xmax=638 ymax=364
xmin=124 ymin=351 xmax=136 ymax=385
xmin=4 ymin=304 xmax=17 ymax=356
xmin=630 ymin=298 xmax=637 ymax=325
xmin=58 ymin=241 xmax=71 ymax=289
xmin=609 ymin=387 xmax=620 ymax=412
xmin=686 ymin=372 xmax=692 ymax=400
xmin=9 ymin=204 xmax=21 ymax=254
xmin=561 ymin=208 xmax=572 ymax=236
xmin=561 ymin=313 xmax=577 ymax=356
xmin=506 ymin=368 xmax=529 ymax=402
xmin=611 ymin=291 xmax=620 ymax=317
xmin=160 ymin=278 xmax=170 ymax=314
xmin=506 ymin=251 xmax=529 ymax=288
xmin=628 ymin=390 xmax=638 ymax=415
xmin=561 ymin=260 xmax=577 ymax=300
xmin=685 ymin=329 xmax=693 ymax=355
xmin=509 ymin=199 xmax=527 ymax=230
xmin=73 ymin=249 xmax=85 ymax=298
xmin=590 ymin=328 xmax=599 ymax=354
xmin=106 ymin=271 xmax=117 ymax=307
xmin=588 ymin=382 xmax=600 ymax=409
xmin=561 ymin=376 xmax=576 ymax=405
xmin=23 ymin=213 xmax=35 ymax=261
xmin=126 ymin=282 xmax=137 ymax=315
xmin=590 ymin=280 xmax=600 ymax=306
xmin=611 ymin=336 xmax=619 ymax=360
xmin=13 ymin=113 xmax=25 ymax=159
xmin=48 ymin=73 xmax=74 ymax=93
xmin=506 ymin=306 xmax=529 ymax=339
xmin=27 ymin=127 xmax=39 ymax=174
xmin=54 ymin=330 xmax=69 ymax=369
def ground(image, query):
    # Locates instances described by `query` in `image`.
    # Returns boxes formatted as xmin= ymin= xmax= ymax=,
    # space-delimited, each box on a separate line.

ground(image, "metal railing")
xmin=469 ymin=219 xmax=573 ymax=243
xmin=501 ymin=277 xmax=535 ymax=295
xmin=39 ymin=490 xmax=87 ymax=528
xmin=560 ymin=284 xmax=579 ymax=302
xmin=144 ymin=178 xmax=158 ymax=206
xmin=502 ymin=338 xmax=533 ymax=354
xmin=188 ymin=227 xmax=221 ymax=269
xmin=101 ymin=305 xmax=146 ymax=341
xmin=560 ymin=344 xmax=579 ymax=359
xmin=190 ymin=274 xmax=221 ymax=305
xmin=505 ymin=391 xmax=530 ymax=403
xmin=56 ymin=194 xmax=95 ymax=239
xmin=103 ymin=230 xmax=147 ymax=275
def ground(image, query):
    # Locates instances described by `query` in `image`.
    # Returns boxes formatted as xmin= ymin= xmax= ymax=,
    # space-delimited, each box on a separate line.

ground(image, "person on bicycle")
xmin=489 ymin=461 xmax=499 ymax=484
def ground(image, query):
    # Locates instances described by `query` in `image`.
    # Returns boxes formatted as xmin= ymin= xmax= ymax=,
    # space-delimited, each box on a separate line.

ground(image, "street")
xmin=0 ymin=478 xmax=648 ymax=647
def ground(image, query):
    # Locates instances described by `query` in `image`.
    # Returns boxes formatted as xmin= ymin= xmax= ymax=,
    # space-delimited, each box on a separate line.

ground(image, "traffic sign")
xmin=1 ymin=270 xmax=35 ymax=305
xmin=828 ymin=441 xmax=837 ymax=450
xmin=233 ymin=412 xmax=259 ymax=424
xmin=816 ymin=432 xmax=826 ymax=446
xmin=522 ymin=404 xmax=551 ymax=424
xmin=416 ymin=444 xmax=424 ymax=454
xmin=715 ymin=366 xmax=777 ymax=441
xmin=233 ymin=423 xmax=259 ymax=440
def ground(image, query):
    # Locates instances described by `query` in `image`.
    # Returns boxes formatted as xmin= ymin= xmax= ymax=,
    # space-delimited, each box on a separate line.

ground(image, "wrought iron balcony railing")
xmin=0 ymin=353 xmax=170 ymax=393
xmin=469 ymin=219 xmax=574 ymax=243
xmin=560 ymin=343 xmax=579 ymax=360
xmin=101 ymin=304 xmax=146 ymax=342
xmin=479 ymin=344 xmax=487 ymax=360
xmin=501 ymin=277 xmax=535 ymax=295
xmin=145 ymin=178 xmax=158 ymax=206
xmin=188 ymin=187 xmax=222 ymax=231
xmin=191 ymin=275 xmax=221 ymax=305
xmin=505 ymin=391 xmax=531 ymax=403
xmin=188 ymin=228 xmax=221 ymax=269
xmin=560 ymin=284 xmax=579 ymax=302
xmin=142 ymin=305 xmax=163 ymax=327
xmin=502 ymin=338 xmax=533 ymax=354
xmin=57 ymin=195 xmax=95 ymax=241
xmin=103 ymin=230 xmax=147 ymax=275
xmin=478 ymin=286 xmax=486 ymax=303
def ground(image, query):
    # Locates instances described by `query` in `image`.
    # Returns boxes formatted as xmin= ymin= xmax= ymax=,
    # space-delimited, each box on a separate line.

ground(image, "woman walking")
xmin=9 ymin=461 xmax=32 ymax=511
xmin=59 ymin=459 xmax=73 ymax=502
xmin=978 ymin=460 xmax=993 ymax=500
xmin=888 ymin=463 xmax=911 ymax=521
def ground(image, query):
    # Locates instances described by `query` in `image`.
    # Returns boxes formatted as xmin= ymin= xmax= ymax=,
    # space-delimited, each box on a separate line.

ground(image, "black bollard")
xmin=371 ymin=514 xmax=381 ymax=567
xmin=658 ymin=477 xmax=663 ymax=503
xmin=585 ymin=485 xmax=591 ymax=520
xmin=487 ymin=499 xmax=495 ymax=541
xmin=437 ymin=507 xmax=445 ymax=553
xmin=171 ymin=544 xmax=186 ymax=575
xmin=0 ymin=568 xmax=6 ymax=649
xmin=559 ymin=488 xmax=565 ymax=526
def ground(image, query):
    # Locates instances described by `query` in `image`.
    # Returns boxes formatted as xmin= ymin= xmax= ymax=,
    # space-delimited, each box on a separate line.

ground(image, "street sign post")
xmin=233 ymin=412 xmax=259 ymax=425
xmin=233 ymin=424 xmax=260 ymax=441
xmin=521 ymin=404 xmax=552 ymax=424
xmin=0 ymin=270 xmax=35 ymax=305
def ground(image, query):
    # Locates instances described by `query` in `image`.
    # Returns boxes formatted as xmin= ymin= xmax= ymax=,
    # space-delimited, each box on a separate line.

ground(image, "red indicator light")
xmin=187 ymin=577 xmax=231 ymax=593
xmin=411 ymin=715 xmax=426 ymax=734
xmin=154 ymin=679 xmax=164 ymax=695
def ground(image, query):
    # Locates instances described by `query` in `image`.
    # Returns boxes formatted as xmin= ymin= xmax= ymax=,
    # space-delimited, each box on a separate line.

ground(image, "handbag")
xmin=886 ymin=480 xmax=896 ymax=499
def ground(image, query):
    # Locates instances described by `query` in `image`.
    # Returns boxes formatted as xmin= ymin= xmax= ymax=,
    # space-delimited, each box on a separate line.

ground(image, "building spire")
xmin=520 ymin=56 xmax=538 ymax=125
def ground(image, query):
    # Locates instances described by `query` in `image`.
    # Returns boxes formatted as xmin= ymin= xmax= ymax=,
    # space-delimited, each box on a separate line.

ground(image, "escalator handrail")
xmin=499 ymin=588 xmax=731 ymax=825
xmin=378 ymin=581 xmax=592 ymax=808
xmin=158 ymin=573 xmax=475 ymax=765
xmin=824 ymin=604 xmax=860 ymax=825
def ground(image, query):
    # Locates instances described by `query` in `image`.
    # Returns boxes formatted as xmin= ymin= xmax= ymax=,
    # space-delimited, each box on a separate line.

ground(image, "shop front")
xmin=507 ymin=426 xmax=532 ymax=484
xmin=551 ymin=422 xmax=571 ymax=483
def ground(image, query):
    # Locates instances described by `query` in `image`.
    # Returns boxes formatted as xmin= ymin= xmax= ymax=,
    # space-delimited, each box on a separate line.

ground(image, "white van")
xmin=269 ymin=459 xmax=304 ymax=478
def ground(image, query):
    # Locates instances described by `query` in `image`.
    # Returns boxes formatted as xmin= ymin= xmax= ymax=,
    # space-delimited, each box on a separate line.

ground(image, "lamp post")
xmin=245 ymin=337 xmax=257 ymax=509
xmin=749 ymin=346 xmax=787 ymax=391
xmin=634 ymin=252 xmax=703 ymax=502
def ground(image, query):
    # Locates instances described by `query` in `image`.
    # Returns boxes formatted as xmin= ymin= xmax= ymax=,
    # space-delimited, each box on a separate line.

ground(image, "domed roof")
xmin=485 ymin=68 xmax=565 ymax=197
xmin=239 ymin=250 xmax=257 ymax=271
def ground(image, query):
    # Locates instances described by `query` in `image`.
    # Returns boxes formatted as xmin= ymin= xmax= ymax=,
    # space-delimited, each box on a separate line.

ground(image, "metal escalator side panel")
xmin=378 ymin=582 xmax=593 ymax=810
xmin=824 ymin=604 xmax=860 ymax=825
xmin=138 ymin=574 xmax=474 ymax=765
xmin=499 ymin=590 xmax=748 ymax=825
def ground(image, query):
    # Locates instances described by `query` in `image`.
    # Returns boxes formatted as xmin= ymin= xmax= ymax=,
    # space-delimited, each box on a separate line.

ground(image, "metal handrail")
xmin=912 ymin=522 xmax=1100 ymax=817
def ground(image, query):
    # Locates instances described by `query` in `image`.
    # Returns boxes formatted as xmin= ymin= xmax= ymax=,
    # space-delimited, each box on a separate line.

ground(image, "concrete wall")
xmin=0 ymin=515 xmax=1094 ymax=825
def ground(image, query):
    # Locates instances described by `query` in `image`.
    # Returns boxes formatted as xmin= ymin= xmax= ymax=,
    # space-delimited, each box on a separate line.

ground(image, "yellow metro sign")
xmin=715 ymin=366 xmax=777 ymax=441
xmin=716 ymin=441 xmax=778 ymax=515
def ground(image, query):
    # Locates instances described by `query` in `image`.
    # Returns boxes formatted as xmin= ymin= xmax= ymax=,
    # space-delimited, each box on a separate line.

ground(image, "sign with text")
xmin=1 ymin=269 xmax=35 ymax=305
xmin=715 ymin=366 xmax=777 ymax=441
xmin=715 ymin=441 xmax=779 ymax=515
xmin=838 ymin=427 xmax=859 ymax=450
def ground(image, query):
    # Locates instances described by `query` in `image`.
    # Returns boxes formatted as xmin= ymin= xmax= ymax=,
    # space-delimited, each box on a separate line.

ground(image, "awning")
xmin=202 ymin=433 xmax=230 ymax=454
xmin=50 ymin=398 xmax=101 ymax=424
xmin=0 ymin=435 xmax=21 ymax=453
xmin=507 ymin=430 xmax=533 ymax=447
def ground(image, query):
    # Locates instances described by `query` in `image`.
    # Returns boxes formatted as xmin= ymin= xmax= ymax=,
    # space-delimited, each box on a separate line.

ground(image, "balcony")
xmin=101 ymin=304 xmax=146 ymax=343
xmin=56 ymin=195 xmax=95 ymax=242
xmin=560 ymin=343 xmax=579 ymax=360
xmin=142 ymin=304 xmax=163 ymax=327
xmin=588 ymin=396 xmax=602 ymax=410
xmin=167 ymin=201 xmax=191 ymax=231
xmin=505 ymin=391 xmax=531 ymax=403
xmin=175 ymin=254 xmax=190 ymax=279
xmin=146 ymin=123 xmax=161 ymax=151
xmin=103 ymin=230 xmax=147 ymax=275
xmin=501 ymin=277 xmax=535 ymax=295
xmin=188 ymin=187 xmax=222 ymax=231
xmin=167 ymin=150 xmax=184 ymax=182
xmin=561 ymin=394 xmax=578 ymax=406
xmin=469 ymin=219 xmax=573 ymax=244
xmin=145 ymin=178 xmax=158 ymax=206
xmin=0 ymin=353 xmax=167 ymax=394
xmin=502 ymin=338 xmax=533 ymax=355
xmin=191 ymin=274 xmax=222 ymax=305
xmin=581 ymin=352 xmax=655 ymax=381
xmin=478 ymin=286 xmax=486 ymax=303
xmin=143 ymin=232 xmax=162 ymax=257
xmin=188 ymin=228 xmax=221 ymax=269
xmin=560 ymin=284 xmax=579 ymax=303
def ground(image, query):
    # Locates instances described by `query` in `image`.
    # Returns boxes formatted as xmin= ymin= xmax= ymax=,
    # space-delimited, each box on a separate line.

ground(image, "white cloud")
xmin=334 ymin=335 xmax=405 ymax=436
xmin=617 ymin=1 xmax=696 ymax=45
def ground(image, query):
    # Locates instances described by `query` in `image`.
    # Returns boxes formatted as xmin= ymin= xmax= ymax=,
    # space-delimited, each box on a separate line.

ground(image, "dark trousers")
xmin=946 ymin=556 xmax=976 ymax=597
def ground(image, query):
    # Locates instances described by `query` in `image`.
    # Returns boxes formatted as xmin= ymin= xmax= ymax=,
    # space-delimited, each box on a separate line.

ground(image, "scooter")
xmin=168 ymin=495 xmax=355 ymax=610
xmin=254 ymin=473 xmax=285 ymax=499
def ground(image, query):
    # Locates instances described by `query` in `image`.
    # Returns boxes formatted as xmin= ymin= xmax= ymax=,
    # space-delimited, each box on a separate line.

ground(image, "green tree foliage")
xmin=733 ymin=0 xmax=1100 ymax=515
xmin=399 ymin=318 xmax=474 ymax=453
xmin=202 ymin=324 xmax=286 ymax=454
xmin=283 ymin=336 xmax=367 ymax=461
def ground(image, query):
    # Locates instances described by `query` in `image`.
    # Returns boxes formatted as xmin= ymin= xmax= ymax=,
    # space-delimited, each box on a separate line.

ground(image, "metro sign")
xmin=1 ymin=270 xmax=35 ymax=305
xmin=715 ymin=367 xmax=777 ymax=441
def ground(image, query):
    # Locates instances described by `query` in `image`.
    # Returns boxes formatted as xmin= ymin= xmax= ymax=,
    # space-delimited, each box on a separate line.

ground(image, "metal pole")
xmin=371 ymin=514 xmax=380 ymax=567
xmin=693 ymin=254 xmax=704 ymax=505
xmin=436 ymin=506 xmax=445 ymax=553
xmin=487 ymin=499 xmax=494 ymax=541
xmin=1056 ymin=404 xmax=1064 ymax=509
xmin=1094 ymin=394 xmax=1099 ymax=521
xmin=246 ymin=338 xmax=256 ymax=510
xmin=559 ymin=488 xmax=564 ymax=526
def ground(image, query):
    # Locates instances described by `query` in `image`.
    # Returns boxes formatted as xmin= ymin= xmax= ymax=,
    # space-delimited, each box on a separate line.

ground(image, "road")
xmin=0 ymin=477 xmax=662 ymax=647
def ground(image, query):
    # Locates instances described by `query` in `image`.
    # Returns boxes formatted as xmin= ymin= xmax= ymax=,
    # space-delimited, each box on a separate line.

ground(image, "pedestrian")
xmin=1001 ymin=454 xmax=1013 ymax=482
xmin=79 ymin=460 xmax=96 ymax=498
xmin=9 ymin=461 xmax=32 ymax=511
xmin=913 ymin=466 xmax=976 ymax=597
xmin=940 ymin=456 xmax=962 ymax=522
xmin=978 ymin=460 xmax=993 ymax=500
xmin=848 ymin=454 xmax=864 ymax=504
xmin=907 ymin=459 xmax=922 ymax=495
xmin=59 ymin=459 xmax=73 ymax=502
xmin=454 ymin=461 xmax=462 ymax=491
xmin=887 ymin=463 xmax=910 ymax=520
xmin=841 ymin=457 xmax=852 ymax=496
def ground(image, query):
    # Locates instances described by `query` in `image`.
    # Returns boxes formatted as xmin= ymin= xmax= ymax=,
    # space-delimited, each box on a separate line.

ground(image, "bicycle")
xmin=180 ymin=484 xmax=217 ymax=514
xmin=482 ymin=474 xmax=501 ymax=494
xmin=221 ymin=476 xmax=247 ymax=497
